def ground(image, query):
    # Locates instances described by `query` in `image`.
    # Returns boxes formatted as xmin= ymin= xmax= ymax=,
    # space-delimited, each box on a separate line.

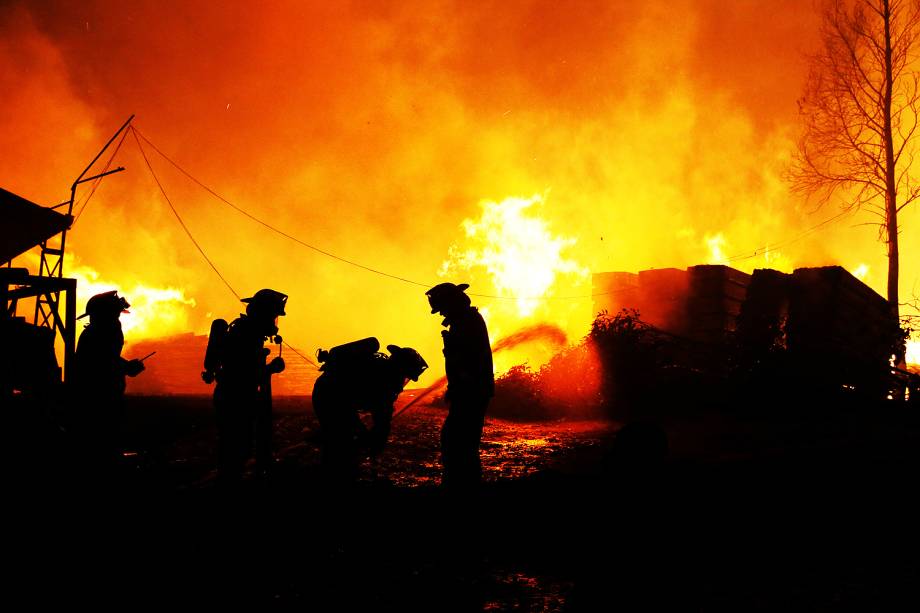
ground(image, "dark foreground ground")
xmin=9 ymin=392 xmax=920 ymax=611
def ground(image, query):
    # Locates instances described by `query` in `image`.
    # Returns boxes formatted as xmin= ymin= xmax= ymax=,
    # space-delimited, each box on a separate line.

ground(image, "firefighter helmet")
xmin=241 ymin=288 xmax=288 ymax=316
xmin=386 ymin=344 xmax=428 ymax=381
xmin=78 ymin=290 xmax=130 ymax=320
xmin=425 ymin=282 xmax=471 ymax=314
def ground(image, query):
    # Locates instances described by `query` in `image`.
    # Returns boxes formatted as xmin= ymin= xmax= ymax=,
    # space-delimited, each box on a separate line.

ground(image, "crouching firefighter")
xmin=312 ymin=338 xmax=427 ymax=484
xmin=202 ymin=289 xmax=287 ymax=484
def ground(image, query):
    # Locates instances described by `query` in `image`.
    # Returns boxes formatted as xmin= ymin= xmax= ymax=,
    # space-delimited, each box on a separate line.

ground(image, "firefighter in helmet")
xmin=312 ymin=339 xmax=427 ymax=484
xmin=426 ymin=282 xmax=493 ymax=490
xmin=205 ymin=288 xmax=287 ymax=484
xmin=74 ymin=290 xmax=145 ymax=471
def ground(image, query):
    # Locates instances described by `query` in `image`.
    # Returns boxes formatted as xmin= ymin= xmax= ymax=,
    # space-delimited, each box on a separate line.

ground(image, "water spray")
xmin=392 ymin=323 xmax=567 ymax=420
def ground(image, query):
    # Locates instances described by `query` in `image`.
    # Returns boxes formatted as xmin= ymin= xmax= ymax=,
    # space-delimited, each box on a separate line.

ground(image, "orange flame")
xmin=6 ymin=2 xmax=920 ymax=387
xmin=852 ymin=263 xmax=869 ymax=281
xmin=61 ymin=258 xmax=195 ymax=338
xmin=705 ymin=233 xmax=729 ymax=265
xmin=439 ymin=194 xmax=590 ymax=373
xmin=908 ymin=341 xmax=920 ymax=366
xmin=440 ymin=194 xmax=588 ymax=317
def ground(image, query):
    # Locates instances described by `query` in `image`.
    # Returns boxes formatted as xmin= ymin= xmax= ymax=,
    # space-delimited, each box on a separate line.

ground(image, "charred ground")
xmin=10 ymin=379 xmax=920 ymax=611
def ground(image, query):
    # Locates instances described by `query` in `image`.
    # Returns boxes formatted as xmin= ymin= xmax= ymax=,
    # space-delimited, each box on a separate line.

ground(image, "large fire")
xmin=439 ymin=194 xmax=590 ymax=373
xmin=12 ymin=250 xmax=198 ymax=344
xmin=440 ymin=194 xmax=589 ymax=318
xmin=908 ymin=341 xmax=920 ymax=366
xmin=68 ymin=260 xmax=197 ymax=338
xmin=2 ymin=0 xmax=920 ymax=388
xmin=705 ymin=233 xmax=729 ymax=265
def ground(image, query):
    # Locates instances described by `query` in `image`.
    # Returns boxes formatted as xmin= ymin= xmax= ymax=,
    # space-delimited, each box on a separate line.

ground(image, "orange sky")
xmin=3 ymin=1 xmax=919 ymax=379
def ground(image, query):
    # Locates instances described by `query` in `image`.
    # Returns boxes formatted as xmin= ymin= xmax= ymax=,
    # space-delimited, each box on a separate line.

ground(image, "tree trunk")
xmin=882 ymin=0 xmax=905 ymax=371
xmin=882 ymin=0 xmax=901 ymax=320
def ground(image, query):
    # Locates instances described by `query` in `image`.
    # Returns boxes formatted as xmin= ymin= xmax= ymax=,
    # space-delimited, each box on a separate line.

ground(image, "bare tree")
xmin=792 ymin=0 xmax=920 ymax=320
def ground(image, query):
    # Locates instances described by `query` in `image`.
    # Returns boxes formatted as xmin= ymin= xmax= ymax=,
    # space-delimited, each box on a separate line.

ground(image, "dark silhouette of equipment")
xmin=202 ymin=318 xmax=229 ymax=384
xmin=1 ymin=116 xmax=133 ymax=399
xmin=1 ymin=194 xmax=75 ymax=397
xmin=316 ymin=336 xmax=381 ymax=369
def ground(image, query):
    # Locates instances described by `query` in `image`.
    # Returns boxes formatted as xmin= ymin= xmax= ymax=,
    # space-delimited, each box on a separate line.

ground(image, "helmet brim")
xmin=77 ymin=307 xmax=129 ymax=319
xmin=426 ymin=283 xmax=469 ymax=314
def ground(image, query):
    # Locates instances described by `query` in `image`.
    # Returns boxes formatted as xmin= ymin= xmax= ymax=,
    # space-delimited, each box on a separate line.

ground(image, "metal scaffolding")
xmin=2 ymin=116 xmax=132 ymax=385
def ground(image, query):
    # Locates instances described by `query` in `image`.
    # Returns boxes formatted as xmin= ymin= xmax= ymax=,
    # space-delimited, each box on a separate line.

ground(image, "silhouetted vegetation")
xmin=494 ymin=306 xmax=918 ymax=422
xmin=791 ymin=0 xmax=920 ymax=325
xmin=490 ymin=340 xmax=603 ymax=421
xmin=492 ymin=309 xmax=669 ymax=421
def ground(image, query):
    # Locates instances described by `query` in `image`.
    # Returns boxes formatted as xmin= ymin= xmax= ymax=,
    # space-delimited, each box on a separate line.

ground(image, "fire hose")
xmin=392 ymin=322 xmax=567 ymax=420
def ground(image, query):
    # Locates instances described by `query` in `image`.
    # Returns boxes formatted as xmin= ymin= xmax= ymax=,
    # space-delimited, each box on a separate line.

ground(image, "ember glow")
xmin=2 ymin=1 xmax=919 ymax=381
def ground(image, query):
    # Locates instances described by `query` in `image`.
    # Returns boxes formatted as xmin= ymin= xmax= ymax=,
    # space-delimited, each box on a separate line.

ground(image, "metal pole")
xmin=71 ymin=114 xmax=135 ymax=200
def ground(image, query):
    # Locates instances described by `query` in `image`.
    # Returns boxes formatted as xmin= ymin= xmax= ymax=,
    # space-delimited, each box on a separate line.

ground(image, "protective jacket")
xmin=442 ymin=306 xmax=494 ymax=400
xmin=75 ymin=320 xmax=131 ymax=401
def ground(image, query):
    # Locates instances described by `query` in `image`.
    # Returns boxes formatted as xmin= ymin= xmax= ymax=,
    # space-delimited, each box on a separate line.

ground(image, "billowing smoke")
xmin=3 ymin=1 xmax=917 ymax=381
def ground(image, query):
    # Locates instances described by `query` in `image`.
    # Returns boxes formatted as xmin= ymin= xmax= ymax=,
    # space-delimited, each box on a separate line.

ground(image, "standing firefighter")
xmin=74 ymin=290 xmax=145 ymax=472
xmin=426 ymin=282 xmax=493 ymax=490
xmin=312 ymin=338 xmax=427 ymax=484
xmin=203 ymin=289 xmax=287 ymax=484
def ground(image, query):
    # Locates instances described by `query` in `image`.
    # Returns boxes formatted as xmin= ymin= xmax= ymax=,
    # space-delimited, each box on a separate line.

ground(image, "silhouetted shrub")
xmin=491 ymin=310 xmax=667 ymax=421
xmin=492 ymin=309 xmax=732 ymax=421
xmin=491 ymin=339 xmax=606 ymax=421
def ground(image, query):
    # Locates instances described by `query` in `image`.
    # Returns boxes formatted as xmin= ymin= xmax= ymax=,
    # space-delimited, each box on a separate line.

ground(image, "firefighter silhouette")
xmin=202 ymin=289 xmax=287 ymax=484
xmin=426 ymin=282 xmax=493 ymax=490
xmin=312 ymin=338 xmax=427 ymax=483
xmin=74 ymin=290 xmax=145 ymax=470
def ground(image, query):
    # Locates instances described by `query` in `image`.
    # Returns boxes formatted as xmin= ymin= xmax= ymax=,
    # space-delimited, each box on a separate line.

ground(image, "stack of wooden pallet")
xmin=787 ymin=266 xmax=899 ymax=387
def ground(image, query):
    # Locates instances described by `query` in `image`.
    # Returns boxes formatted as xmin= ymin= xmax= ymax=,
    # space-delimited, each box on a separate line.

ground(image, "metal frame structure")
xmin=33 ymin=116 xmax=133 ymax=340
xmin=3 ymin=116 xmax=133 ymax=384
xmin=2 ymin=268 xmax=77 ymax=383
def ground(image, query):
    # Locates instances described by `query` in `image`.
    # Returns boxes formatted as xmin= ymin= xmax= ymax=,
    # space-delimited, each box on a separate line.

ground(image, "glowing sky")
xmin=3 ymin=1 xmax=918 ymax=379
